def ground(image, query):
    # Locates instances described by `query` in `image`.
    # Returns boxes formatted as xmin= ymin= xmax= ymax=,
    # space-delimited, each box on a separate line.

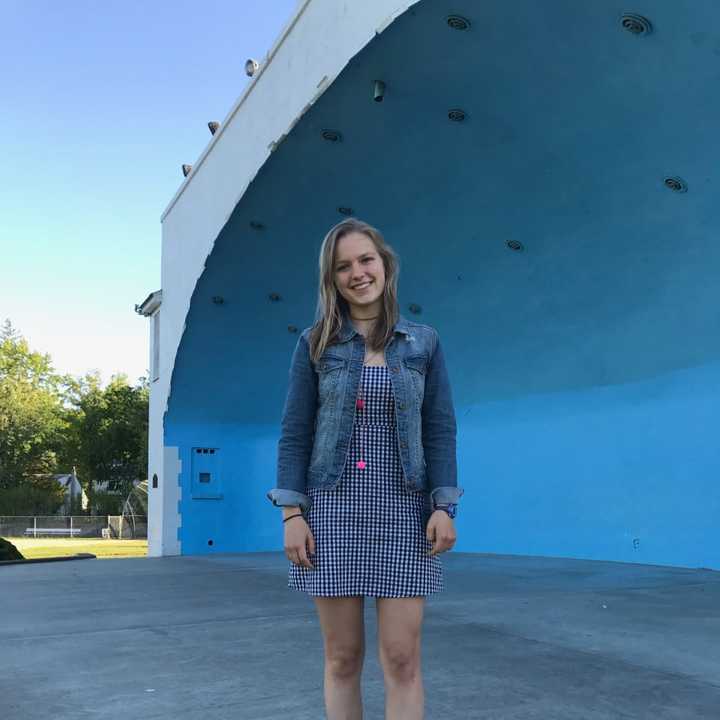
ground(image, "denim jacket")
xmin=266 ymin=311 xmax=464 ymax=514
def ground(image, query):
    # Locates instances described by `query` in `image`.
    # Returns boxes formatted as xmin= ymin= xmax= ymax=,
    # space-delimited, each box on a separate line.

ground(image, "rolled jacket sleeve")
xmin=422 ymin=331 xmax=464 ymax=507
xmin=266 ymin=332 xmax=317 ymax=512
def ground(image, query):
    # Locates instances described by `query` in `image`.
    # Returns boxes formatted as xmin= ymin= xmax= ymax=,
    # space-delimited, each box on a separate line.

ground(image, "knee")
xmin=379 ymin=643 xmax=420 ymax=684
xmin=325 ymin=644 xmax=364 ymax=680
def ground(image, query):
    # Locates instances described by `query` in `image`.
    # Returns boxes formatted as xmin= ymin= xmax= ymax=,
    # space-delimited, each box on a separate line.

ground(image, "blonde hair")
xmin=308 ymin=218 xmax=400 ymax=363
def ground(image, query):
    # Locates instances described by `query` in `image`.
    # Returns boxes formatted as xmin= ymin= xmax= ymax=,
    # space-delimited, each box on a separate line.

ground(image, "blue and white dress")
xmin=288 ymin=364 xmax=443 ymax=597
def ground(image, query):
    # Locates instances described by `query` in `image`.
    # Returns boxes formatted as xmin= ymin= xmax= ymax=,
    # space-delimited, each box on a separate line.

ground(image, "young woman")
xmin=267 ymin=217 xmax=464 ymax=719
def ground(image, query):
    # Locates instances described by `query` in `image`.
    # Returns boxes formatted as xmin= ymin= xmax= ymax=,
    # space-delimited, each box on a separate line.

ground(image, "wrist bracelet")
xmin=283 ymin=512 xmax=304 ymax=523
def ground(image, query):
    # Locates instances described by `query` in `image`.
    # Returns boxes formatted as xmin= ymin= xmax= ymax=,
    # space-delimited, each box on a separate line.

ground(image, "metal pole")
xmin=34 ymin=516 xmax=37 ymax=538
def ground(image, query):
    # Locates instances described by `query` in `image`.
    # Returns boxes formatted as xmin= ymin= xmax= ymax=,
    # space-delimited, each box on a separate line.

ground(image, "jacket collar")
xmin=337 ymin=308 xmax=412 ymax=343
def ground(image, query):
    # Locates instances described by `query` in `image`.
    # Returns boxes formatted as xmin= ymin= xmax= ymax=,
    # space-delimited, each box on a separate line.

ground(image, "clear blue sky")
xmin=0 ymin=0 xmax=298 ymax=385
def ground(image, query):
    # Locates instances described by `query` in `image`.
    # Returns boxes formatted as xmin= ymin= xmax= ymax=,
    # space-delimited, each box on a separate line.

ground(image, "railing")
xmin=0 ymin=515 xmax=148 ymax=539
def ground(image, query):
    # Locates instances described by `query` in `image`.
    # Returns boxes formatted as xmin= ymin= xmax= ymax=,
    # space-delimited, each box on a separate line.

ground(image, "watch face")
xmin=437 ymin=503 xmax=457 ymax=518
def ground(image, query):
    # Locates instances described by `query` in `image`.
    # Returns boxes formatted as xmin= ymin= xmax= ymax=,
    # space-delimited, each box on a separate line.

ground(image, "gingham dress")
xmin=288 ymin=364 xmax=443 ymax=597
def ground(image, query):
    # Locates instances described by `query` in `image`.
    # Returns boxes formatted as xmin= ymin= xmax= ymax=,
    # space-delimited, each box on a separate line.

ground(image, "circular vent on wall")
xmin=663 ymin=176 xmax=688 ymax=193
xmin=621 ymin=13 xmax=652 ymax=36
xmin=321 ymin=129 xmax=342 ymax=142
xmin=447 ymin=15 xmax=471 ymax=31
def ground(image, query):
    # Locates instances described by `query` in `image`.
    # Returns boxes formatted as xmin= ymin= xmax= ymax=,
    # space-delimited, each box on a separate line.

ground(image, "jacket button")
xmin=398 ymin=402 xmax=405 ymax=410
xmin=392 ymin=367 xmax=399 ymax=373
xmin=400 ymin=441 xmax=407 ymax=448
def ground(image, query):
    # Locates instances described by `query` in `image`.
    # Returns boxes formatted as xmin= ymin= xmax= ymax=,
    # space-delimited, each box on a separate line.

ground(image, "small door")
xmin=191 ymin=447 xmax=222 ymax=499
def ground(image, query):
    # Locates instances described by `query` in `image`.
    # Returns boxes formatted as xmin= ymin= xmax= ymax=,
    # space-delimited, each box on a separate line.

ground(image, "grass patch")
xmin=7 ymin=537 xmax=147 ymax=559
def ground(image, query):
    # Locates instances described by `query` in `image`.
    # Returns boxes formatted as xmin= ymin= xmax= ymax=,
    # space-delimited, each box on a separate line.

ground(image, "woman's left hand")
xmin=426 ymin=510 xmax=457 ymax=556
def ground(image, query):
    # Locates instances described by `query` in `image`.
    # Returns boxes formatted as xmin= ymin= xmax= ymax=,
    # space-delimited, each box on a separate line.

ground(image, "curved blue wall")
xmin=164 ymin=0 xmax=720 ymax=568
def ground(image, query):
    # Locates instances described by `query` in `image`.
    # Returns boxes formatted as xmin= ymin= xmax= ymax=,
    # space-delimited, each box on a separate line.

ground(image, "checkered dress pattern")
xmin=288 ymin=364 xmax=443 ymax=597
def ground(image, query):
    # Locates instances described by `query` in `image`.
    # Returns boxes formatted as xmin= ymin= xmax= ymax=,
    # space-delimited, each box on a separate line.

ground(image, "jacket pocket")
xmin=317 ymin=354 xmax=346 ymax=403
xmin=318 ymin=354 xmax=346 ymax=373
xmin=403 ymin=353 xmax=428 ymax=405
xmin=403 ymin=354 xmax=429 ymax=374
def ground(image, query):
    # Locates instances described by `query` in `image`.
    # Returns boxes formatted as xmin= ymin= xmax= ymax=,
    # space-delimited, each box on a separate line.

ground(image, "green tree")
xmin=62 ymin=372 xmax=149 ymax=515
xmin=0 ymin=320 xmax=72 ymax=491
xmin=0 ymin=476 xmax=66 ymax=515
xmin=0 ymin=320 xmax=149 ymax=517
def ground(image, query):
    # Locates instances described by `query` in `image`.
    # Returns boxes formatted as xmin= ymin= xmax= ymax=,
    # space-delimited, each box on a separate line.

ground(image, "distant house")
xmin=54 ymin=471 xmax=87 ymax=515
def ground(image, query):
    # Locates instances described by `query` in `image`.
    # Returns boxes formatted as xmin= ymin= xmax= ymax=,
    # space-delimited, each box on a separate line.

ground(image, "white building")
xmin=54 ymin=472 xmax=85 ymax=515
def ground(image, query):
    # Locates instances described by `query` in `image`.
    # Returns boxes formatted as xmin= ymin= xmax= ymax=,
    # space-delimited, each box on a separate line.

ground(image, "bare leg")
xmin=376 ymin=596 xmax=425 ymax=720
xmin=313 ymin=595 xmax=366 ymax=719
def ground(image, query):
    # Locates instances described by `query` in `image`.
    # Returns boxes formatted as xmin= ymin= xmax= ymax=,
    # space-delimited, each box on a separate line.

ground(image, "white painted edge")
xmin=160 ymin=0 xmax=314 ymax=222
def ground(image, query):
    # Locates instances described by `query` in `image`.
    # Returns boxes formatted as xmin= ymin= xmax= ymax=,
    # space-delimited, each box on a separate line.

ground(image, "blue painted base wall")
xmin=458 ymin=361 xmax=719 ymax=570
xmin=167 ymin=360 xmax=719 ymax=569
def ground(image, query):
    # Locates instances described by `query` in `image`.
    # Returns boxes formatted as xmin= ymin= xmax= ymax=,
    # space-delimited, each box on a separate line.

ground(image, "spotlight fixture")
xmin=620 ymin=13 xmax=652 ymax=36
xmin=269 ymin=292 xmax=281 ymax=302
xmin=321 ymin=129 xmax=343 ymax=142
xmin=507 ymin=240 xmax=524 ymax=252
xmin=338 ymin=207 xmax=354 ymax=216
xmin=208 ymin=121 xmax=220 ymax=135
xmin=373 ymin=80 xmax=386 ymax=102
xmin=448 ymin=109 xmax=466 ymax=122
xmin=245 ymin=58 xmax=259 ymax=77
xmin=408 ymin=304 xmax=422 ymax=315
xmin=182 ymin=164 xmax=192 ymax=177
xmin=447 ymin=15 xmax=471 ymax=31
xmin=288 ymin=325 xmax=298 ymax=334
xmin=249 ymin=221 xmax=265 ymax=230
xmin=212 ymin=296 xmax=224 ymax=304
xmin=663 ymin=176 xmax=688 ymax=193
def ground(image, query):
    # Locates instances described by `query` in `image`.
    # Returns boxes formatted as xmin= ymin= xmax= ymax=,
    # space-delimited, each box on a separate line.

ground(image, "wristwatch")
xmin=434 ymin=503 xmax=457 ymax=519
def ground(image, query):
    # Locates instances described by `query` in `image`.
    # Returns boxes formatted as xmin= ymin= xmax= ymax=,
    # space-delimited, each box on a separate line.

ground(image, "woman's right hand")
xmin=284 ymin=513 xmax=315 ymax=568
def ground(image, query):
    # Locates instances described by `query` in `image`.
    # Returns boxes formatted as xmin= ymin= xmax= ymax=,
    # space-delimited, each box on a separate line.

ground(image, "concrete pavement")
xmin=2 ymin=551 xmax=719 ymax=719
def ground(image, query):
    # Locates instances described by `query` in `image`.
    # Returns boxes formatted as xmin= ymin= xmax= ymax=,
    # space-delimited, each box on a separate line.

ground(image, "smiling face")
xmin=334 ymin=231 xmax=386 ymax=316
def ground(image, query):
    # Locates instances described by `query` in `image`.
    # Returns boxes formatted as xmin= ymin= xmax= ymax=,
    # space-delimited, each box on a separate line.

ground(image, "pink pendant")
xmin=356 ymin=399 xmax=365 ymax=409
xmin=356 ymin=460 xmax=366 ymax=469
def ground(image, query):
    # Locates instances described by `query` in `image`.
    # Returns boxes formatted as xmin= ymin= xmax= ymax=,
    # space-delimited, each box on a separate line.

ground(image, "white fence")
xmin=0 ymin=515 xmax=148 ymax=539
